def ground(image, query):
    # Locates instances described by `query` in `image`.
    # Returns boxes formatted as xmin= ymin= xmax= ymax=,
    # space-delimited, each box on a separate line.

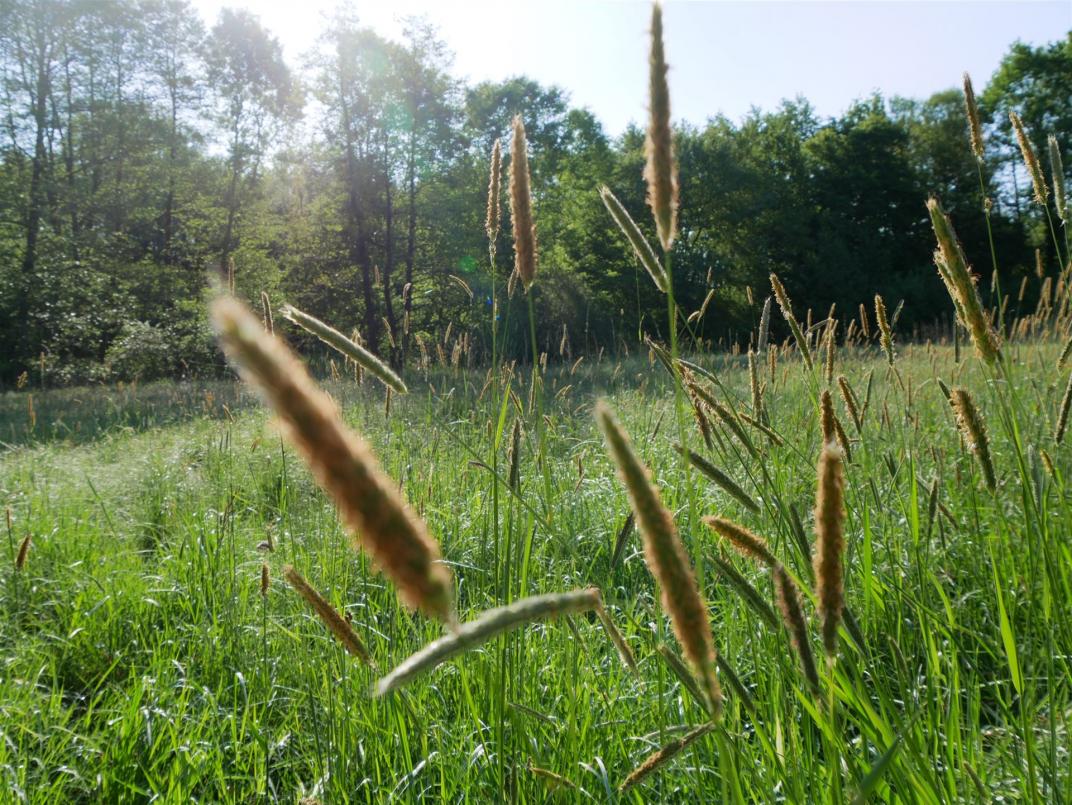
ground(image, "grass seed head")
xmin=600 ymin=185 xmax=669 ymax=292
xmin=1055 ymin=371 xmax=1072 ymax=444
xmin=813 ymin=443 xmax=845 ymax=660
xmin=1049 ymin=134 xmax=1067 ymax=224
xmin=1009 ymin=112 xmax=1048 ymax=207
xmin=15 ymin=534 xmax=31 ymax=571
xmin=820 ymin=390 xmax=836 ymax=445
xmin=950 ymin=387 xmax=997 ymax=491
xmin=509 ymin=115 xmax=538 ymax=289
xmin=282 ymin=305 xmax=407 ymax=394
xmin=376 ymin=589 xmax=600 ymax=695
xmin=283 ymin=565 xmax=375 ymax=667
xmin=770 ymin=273 xmax=813 ymax=369
xmin=962 ymin=73 xmax=985 ymax=160
xmin=486 ymin=138 xmax=502 ymax=251
xmin=703 ymin=516 xmax=777 ymax=568
xmin=644 ymin=2 xmax=678 ymax=252
xmin=596 ymin=400 xmax=722 ymax=717
xmin=927 ymin=199 xmax=1001 ymax=364
xmin=875 ymin=294 xmax=895 ymax=365
xmin=213 ymin=297 xmax=455 ymax=626
xmin=619 ymin=723 xmax=714 ymax=792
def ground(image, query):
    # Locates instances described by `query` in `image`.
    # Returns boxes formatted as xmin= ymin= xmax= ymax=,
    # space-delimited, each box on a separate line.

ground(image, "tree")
xmin=204 ymin=8 xmax=300 ymax=273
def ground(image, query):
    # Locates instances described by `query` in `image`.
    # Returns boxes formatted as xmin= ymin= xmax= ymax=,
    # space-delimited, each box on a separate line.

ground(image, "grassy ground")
xmin=1 ymin=341 xmax=1069 ymax=802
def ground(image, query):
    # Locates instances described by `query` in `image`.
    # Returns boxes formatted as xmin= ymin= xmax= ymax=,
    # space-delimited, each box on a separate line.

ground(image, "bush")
xmin=104 ymin=321 xmax=174 ymax=381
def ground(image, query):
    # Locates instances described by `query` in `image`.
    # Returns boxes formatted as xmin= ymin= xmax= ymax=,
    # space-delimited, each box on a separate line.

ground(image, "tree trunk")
xmin=403 ymin=128 xmax=417 ymax=365
xmin=19 ymin=19 xmax=52 ymax=358
xmin=382 ymin=131 xmax=398 ymax=366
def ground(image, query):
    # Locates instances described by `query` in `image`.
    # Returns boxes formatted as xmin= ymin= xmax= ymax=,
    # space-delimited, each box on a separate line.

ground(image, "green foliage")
xmin=0 ymin=2 xmax=1067 ymax=385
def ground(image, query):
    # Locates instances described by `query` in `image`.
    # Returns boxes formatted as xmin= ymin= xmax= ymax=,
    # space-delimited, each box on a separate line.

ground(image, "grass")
xmin=1 ymin=338 xmax=1070 ymax=802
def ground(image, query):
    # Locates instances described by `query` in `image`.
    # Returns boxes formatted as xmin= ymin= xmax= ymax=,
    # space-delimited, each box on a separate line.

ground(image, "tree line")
xmin=0 ymin=0 xmax=1068 ymax=385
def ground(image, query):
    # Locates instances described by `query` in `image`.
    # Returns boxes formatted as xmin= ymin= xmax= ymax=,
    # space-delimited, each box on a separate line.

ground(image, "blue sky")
xmin=191 ymin=0 xmax=1071 ymax=134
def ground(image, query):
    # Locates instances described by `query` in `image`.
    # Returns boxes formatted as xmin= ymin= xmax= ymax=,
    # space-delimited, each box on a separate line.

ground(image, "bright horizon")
xmin=188 ymin=0 xmax=1070 ymax=134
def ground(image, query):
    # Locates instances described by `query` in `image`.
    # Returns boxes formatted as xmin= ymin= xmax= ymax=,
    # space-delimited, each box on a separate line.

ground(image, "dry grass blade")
xmin=610 ymin=511 xmax=636 ymax=569
xmin=596 ymin=401 xmax=722 ymax=717
xmin=657 ymin=644 xmax=708 ymax=710
xmin=677 ymin=446 xmax=760 ymax=514
xmin=283 ymin=565 xmax=375 ymax=667
xmin=281 ymin=304 xmax=407 ymax=394
xmin=260 ymin=291 xmax=274 ymax=334
xmin=213 ymin=297 xmax=454 ymax=625
xmin=710 ymin=553 xmax=780 ymax=631
xmin=619 ymin=723 xmax=714 ymax=792
xmin=595 ymin=600 xmax=638 ymax=672
xmin=774 ymin=566 xmax=821 ymax=699
xmin=375 ymin=588 xmax=601 ymax=696
xmin=738 ymin=411 xmax=784 ymax=446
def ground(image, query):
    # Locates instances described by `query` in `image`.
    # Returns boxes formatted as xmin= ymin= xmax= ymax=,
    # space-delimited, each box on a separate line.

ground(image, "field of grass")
xmin=1 ymin=335 xmax=1069 ymax=802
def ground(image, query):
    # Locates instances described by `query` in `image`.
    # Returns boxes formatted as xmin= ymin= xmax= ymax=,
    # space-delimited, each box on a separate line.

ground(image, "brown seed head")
xmin=813 ymin=443 xmax=845 ymax=660
xmin=619 ymin=723 xmax=714 ymax=792
xmin=962 ymin=73 xmax=985 ymax=161
xmin=486 ymin=138 xmax=502 ymax=251
xmin=874 ymin=294 xmax=895 ymax=366
xmin=820 ymin=390 xmax=836 ymax=445
xmin=950 ymin=387 xmax=996 ymax=492
xmin=260 ymin=562 xmax=270 ymax=596
xmin=769 ymin=273 xmax=813 ymax=369
xmin=213 ymin=297 xmax=455 ymax=626
xmin=15 ymin=534 xmax=31 ymax=571
xmin=1010 ymin=112 xmax=1048 ymax=207
xmin=1055 ymin=371 xmax=1072 ymax=444
xmin=927 ymin=199 xmax=1001 ymax=364
xmin=703 ymin=516 xmax=777 ymax=568
xmin=595 ymin=400 xmax=721 ymax=717
xmin=644 ymin=2 xmax=678 ymax=252
xmin=509 ymin=115 xmax=538 ymax=289
xmin=1049 ymin=134 xmax=1067 ymax=225
xmin=283 ymin=565 xmax=375 ymax=666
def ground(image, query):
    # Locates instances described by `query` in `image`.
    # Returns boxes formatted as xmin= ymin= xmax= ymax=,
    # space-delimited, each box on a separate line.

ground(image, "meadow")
xmin=2 ymin=4 xmax=1070 ymax=802
xmin=1 ymin=329 xmax=1070 ymax=801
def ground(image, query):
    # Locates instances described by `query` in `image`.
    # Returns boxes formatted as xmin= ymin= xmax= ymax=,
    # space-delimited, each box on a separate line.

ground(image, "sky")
xmin=188 ymin=0 xmax=1071 ymax=134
